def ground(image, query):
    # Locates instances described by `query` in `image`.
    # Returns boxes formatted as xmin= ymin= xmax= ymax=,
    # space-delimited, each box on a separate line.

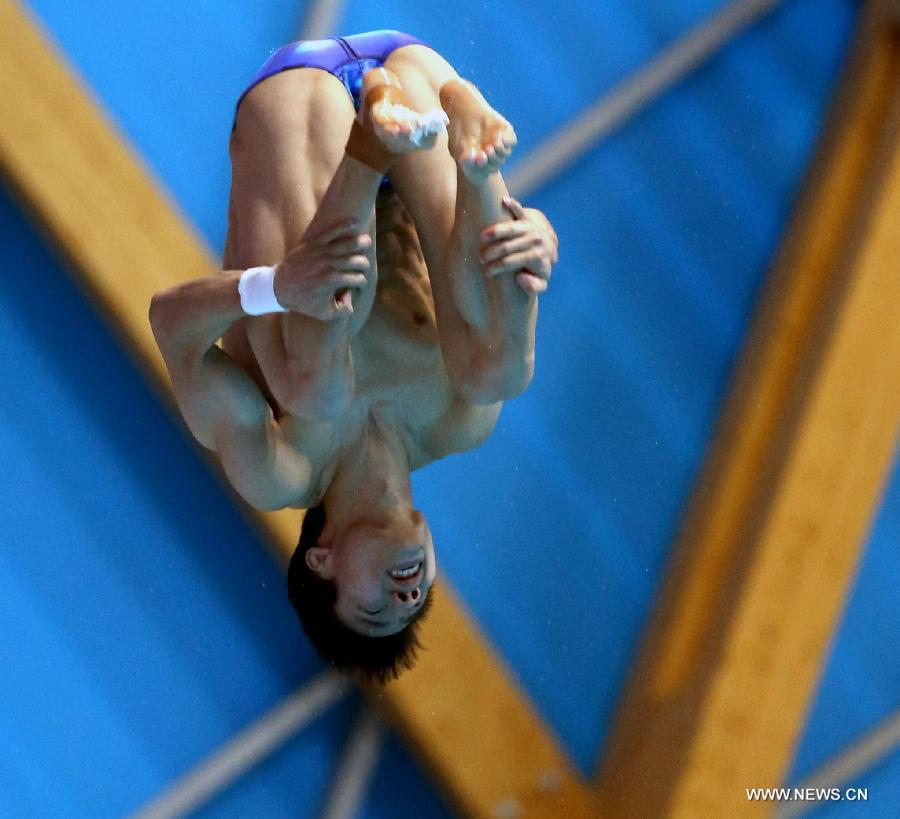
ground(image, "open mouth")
xmin=389 ymin=561 xmax=423 ymax=581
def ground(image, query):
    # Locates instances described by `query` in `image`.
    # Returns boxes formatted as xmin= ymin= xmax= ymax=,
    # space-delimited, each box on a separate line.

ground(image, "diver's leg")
xmin=380 ymin=46 xmax=535 ymax=400
xmin=226 ymin=62 xmax=447 ymax=416
xmin=225 ymin=68 xmax=378 ymax=416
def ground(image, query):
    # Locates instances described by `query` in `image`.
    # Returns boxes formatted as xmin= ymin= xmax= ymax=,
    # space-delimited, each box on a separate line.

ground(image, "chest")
xmin=273 ymin=306 xmax=453 ymax=478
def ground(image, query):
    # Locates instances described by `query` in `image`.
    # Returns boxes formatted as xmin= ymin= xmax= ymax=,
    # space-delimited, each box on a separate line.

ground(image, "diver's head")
xmin=287 ymin=504 xmax=437 ymax=682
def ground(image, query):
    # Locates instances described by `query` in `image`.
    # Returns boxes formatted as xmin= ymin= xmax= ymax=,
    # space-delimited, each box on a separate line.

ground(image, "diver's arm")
xmin=149 ymin=215 xmax=371 ymax=363
xmin=149 ymin=284 xmax=313 ymax=510
xmin=150 ymin=212 xmax=373 ymax=423
xmin=150 ymin=270 xmax=248 ymax=364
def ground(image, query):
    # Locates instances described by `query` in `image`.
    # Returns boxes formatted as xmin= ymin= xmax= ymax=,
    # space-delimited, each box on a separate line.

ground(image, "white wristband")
xmin=238 ymin=265 xmax=288 ymax=315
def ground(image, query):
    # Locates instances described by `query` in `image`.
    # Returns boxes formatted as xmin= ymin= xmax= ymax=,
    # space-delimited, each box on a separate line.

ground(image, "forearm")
xmin=150 ymin=270 xmax=247 ymax=360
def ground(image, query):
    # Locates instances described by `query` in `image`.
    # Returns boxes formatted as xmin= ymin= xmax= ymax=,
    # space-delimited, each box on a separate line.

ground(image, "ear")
xmin=304 ymin=547 xmax=333 ymax=578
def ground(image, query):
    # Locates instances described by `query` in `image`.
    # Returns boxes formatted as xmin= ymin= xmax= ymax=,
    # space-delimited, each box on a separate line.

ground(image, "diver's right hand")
xmin=274 ymin=219 xmax=372 ymax=320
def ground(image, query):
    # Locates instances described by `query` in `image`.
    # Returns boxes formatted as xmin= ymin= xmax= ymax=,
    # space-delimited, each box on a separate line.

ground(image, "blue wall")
xmin=0 ymin=184 xmax=451 ymax=817
xmin=3 ymin=0 xmax=893 ymax=816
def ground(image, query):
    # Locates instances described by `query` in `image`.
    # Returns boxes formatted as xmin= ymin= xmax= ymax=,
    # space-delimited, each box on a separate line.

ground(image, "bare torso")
xmin=222 ymin=189 xmax=498 ymax=507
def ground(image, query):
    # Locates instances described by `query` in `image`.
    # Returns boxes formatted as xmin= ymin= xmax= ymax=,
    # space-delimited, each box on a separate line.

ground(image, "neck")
xmin=322 ymin=418 xmax=414 ymax=533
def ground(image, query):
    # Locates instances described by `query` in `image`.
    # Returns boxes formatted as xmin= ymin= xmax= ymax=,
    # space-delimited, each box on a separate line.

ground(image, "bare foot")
xmin=439 ymin=79 xmax=517 ymax=185
xmin=360 ymin=67 xmax=447 ymax=157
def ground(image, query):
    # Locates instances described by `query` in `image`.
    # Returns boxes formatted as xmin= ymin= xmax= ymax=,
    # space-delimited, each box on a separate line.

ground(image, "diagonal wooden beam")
xmin=596 ymin=4 xmax=900 ymax=816
xmin=0 ymin=2 xmax=596 ymax=816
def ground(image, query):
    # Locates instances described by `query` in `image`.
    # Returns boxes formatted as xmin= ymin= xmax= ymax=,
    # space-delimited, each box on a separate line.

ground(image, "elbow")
xmin=149 ymin=286 xmax=203 ymax=361
xmin=149 ymin=289 xmax=178 ymax=349
xmin=148 ymin=291 xmax=166 ymax=335
xmin=451 ymin=350 xmax=535 ymax=405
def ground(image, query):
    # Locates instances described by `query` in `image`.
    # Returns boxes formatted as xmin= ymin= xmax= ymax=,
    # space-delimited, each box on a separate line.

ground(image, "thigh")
xmin=225 ymin=67 xmax=358 ymax=268
xmin=223 ymin=68 xmax=373 ymax=410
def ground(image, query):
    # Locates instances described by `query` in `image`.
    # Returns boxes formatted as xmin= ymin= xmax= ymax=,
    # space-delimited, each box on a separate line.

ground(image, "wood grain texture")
xmin=596 ymin=6 xmax=900 ymax=817
xmin=0 ymin=2 xmax=596 ymax=816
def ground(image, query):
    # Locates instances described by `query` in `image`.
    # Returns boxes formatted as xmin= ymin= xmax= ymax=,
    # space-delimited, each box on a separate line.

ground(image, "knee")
xmin=450 ymin=350 xmax=535 ymax=405
xmin=272 ymin=365 xmax=354 ymax=422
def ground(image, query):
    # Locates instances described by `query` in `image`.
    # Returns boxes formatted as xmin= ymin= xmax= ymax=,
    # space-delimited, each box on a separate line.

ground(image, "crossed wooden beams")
xmin=1 ymin=0 xmax=897 ymax=817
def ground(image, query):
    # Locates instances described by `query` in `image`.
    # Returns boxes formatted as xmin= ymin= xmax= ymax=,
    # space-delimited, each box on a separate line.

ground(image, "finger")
xmin=502 ymin=196 xmax=528 ymax=220
xmin=480 ymin=234 xmax=541 ymax=264
xmin=329 ymin=234 xmax=372 ymax=255
xmin=481 ymin=220 xmax=531 ymax=243
xmin=515 ymin=271 xmax=547 ymax=294
xmin=529 ymin=211 xmax=559 ymax=251
xmin=536 ymin=235 xmax=559 ymax=266
xmin=333 ymin=254 xmax=371 ymax=273
xmin=332 ymin=271 xmax=369 ymax=290
xmin=549 ymin=240 xmax=560 ymax=265
xmin=318 ymin=218 xmax=360 ymax=243
xmin=486 ymin=250 xmax=549 ymax=278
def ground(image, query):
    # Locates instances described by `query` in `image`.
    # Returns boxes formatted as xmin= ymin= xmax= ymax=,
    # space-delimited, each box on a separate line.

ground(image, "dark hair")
xmin=287 ymin=504 xmax=434 ymax=684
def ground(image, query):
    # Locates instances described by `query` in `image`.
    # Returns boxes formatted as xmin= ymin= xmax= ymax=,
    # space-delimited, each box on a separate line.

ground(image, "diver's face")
xmin=307 ymin=511 xmax=437 ymax=636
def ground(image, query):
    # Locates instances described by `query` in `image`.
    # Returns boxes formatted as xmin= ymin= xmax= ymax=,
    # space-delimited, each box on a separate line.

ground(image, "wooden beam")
xmin=0 ymin=2 xmax=595 ymax=816
xmin=372 ymin=581 xmax=597 ymax=818
xmin=596 ymin=5 xmax=900 ymax=817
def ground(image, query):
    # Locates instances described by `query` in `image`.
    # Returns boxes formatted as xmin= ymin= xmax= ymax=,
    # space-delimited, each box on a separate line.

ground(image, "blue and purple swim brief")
xmin=235 ymin=29 xmax=428 ymax=119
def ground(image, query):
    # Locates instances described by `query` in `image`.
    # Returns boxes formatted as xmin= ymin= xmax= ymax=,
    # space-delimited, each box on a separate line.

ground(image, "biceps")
xmin=214 ymin=416 xmax=312 ymax=511
xmin=167 ymin=346 xmax=268 ymax=450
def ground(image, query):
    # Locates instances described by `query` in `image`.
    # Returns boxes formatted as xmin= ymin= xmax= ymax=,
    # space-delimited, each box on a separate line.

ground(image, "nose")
xmin=393 ymin=587 xmax=422 ymax=607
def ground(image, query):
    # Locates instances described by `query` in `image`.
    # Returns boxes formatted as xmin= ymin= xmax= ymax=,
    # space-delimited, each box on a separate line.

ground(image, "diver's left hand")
xmin=479 ymin=198 xmax=559 ymax=295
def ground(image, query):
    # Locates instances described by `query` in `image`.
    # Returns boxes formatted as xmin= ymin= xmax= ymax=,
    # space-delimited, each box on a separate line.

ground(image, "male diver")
xmin=149 ymin=31 xmax=558 ymax=681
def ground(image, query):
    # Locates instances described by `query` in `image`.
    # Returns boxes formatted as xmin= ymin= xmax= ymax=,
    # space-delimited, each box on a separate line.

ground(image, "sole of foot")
xmin=361 ymin=67 xmax=448 ymax=157
xmin=439 ymin=78 xmax=517 ymax=185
